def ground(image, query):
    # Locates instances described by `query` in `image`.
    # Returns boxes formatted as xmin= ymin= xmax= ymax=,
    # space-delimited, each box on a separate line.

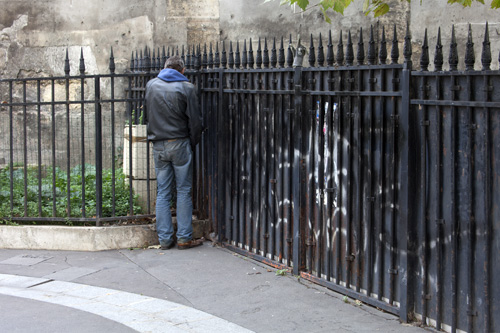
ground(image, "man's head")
xmin=164 ymin=55 xmax=185 ymax=73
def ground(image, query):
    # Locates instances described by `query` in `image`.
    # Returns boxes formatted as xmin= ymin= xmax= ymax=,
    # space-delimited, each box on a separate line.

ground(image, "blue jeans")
xmin=153 ymin=139 xmax=193 ymax=246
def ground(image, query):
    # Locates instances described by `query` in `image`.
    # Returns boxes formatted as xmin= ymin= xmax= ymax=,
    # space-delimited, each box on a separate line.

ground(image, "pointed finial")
xmin=327 ymin=30 xmax=334 ymax=66
xmin=420 ymin=28 xmax=429 ymax=71
xmin=481 ymin=22 xmax=491 ymax=71
xmin=221 ymin=41 xmax=227 ymax=68
xmin=256 ymin=38 xmax=263 ymax=69
xmin=130 ymin=52 xmax=135 ymax=72
xmin=434 ymin=27 xmax=444 ymax=72
xmin=391 ymin=24 xmax=399 ymax=64
xmin=202 ymin=43 xmax=208 ymax=69
xmin=368 ymin=25 xmax=376 ymax=65
xmin=242 ymin=40 xmax=248 ymax=69
xmin=214 ymin=42 xmax=220 ymax=68
xmin=464 ymin=24 xmax=475 ymax=71
xmin=64 ymin=48 xmax=70 ymax=76
xmin=279 ymin=36 xmax=285 ymax=68
xmin=336 ymin=31 xmax=344 ymax=66
xmin=79 ymin=48 xmax=85 ymax=75
xmin=317 ymin=33 xmax=325 ymax=67
xmin=235 ymin=41 xmax=241 ymax=69
xmin=357 ymin=28 xmax=365 ymax=65
xmin=379 ymin=26 xmax=387 ymax=65
xmin=263 ymin=38 xmax=270 ymax=68
xmin=346 ymin=30 xmax=354 ymax=66
xmin=287 ymin=34 xmax=294 ymax=67
xmin=449 ymin=25 xmax=459 ymax=71
xmin=208 ymin=42 xmax=214 ymax=69
xmin=271 ymin=37 xmax=277 ymax=68
xmin=309 ymin=34 xmax=316 ymax=67
xmin=228 ymin=41 xmax=234 ymax=69
xmin=403 ymin=21 xmax=412 ymax=67
xmin=248 ymin=38 xmax=254 ymax=68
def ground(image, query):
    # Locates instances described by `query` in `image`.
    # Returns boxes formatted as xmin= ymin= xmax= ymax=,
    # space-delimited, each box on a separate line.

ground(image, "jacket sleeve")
xmin=186 ymin=85 xmax=202 ymax=147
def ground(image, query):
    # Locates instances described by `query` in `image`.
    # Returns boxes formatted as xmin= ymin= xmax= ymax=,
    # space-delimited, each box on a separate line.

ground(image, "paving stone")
xmin=43 ymin=267 xmax=99 ymax=281
xmin=0 ymin=254 xmax=53 ymax=266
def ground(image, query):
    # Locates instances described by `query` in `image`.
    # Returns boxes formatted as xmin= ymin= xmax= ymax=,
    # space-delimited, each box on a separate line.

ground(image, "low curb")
xmin=0 ymin=220 xmax=211 ymax=251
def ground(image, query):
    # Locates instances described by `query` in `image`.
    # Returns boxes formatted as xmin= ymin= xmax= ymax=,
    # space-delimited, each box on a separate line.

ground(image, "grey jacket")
xmin=145 ymin=76 xmax=202 ymax=147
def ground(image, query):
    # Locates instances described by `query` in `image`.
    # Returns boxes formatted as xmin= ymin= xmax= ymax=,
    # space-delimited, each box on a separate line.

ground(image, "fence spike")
xmin=279 ymin=36 xmax=286 ymax=68
xmin=465 ymin=24 xmax=475 ymax=71
xmin=235 ymin=40 xmax=241 ymax=69
xmin=327 ymin=30 xmax=334 ymax=66
xmin=130 ymin=52 xmax=134 ymax=72
xmin=242 ymin=40 xmax=248 ymax=69
xmin=208 ymin=42 xmax=214 ymax=69
xmin=108 ymin=47 xmax=115 ymax=74
xmin=403 ymin=21 xmax=412 ymax=66
xmin=167 ymin=46 xmax=171 ymax=58
xmin=449 ymin=25 xmax=459 ymax=71
xmin=379 ymin=26 xmax=387 ymax=65
xmin=135 ymin=50 xmax=140 ymax=72
xmin=214 ymin=42 xmax=221 ymax=69
xmin=176 ymin=45 xmax=179 ymax=56
xmin=202 ymin=43 xmax=208 ymax=69
xmin=194 ymin=44 xmax=201 ymax=70
xmin=434 ymin=27 xmax=444 ymax=72
xmin=162 ymin=46 xmax=167 ymax=69
xmin=317 ymin=33 xmax=325 ymax=67
xmin=263 ymin=38 xmax=270 ymax=68
xmin=420 ymin=29 xmax=430 ymax=71
xmin=221 ymin=41 xmax=227 ymax=69
xmin=287 ymin=34 xmax=294 ymax=68
xmin=309 ymin=34 xmax=316 ymax=67
xmin=152 ymin=48 xmax=157 ymax=71
xmin=65 ymin=48 xmax=70 ymax=76
xmin=346 ymin=30 xmax=354 ymax=66
xmin=257 ymin=37 xmax=263 ymax=69
xmin=336 ymin=30 xmax=344 ymax=66
xmin=481 ymin=22 xmax=491 ymax=71
xmin=357 ymin=28 xmax=365 ymax=65
xmin=145 ymin=46 xmax=151 ymax=73
xmin=368 ymin=25 xmax=376 ymax=65
xmin=186 ymin=45 xmax=191 ymax=70
xmin=181 ymin=45 xmax=186 ymax=68
xmin=271 ymin=37 xmax=277 ymax=68
xmin=228 ymin=41 xmax=234 ymax=69
xmin=79 ymin=47 xmax=85 ymax=75
xmin=157 ymin=47 xmax=162 ymax=70
xmin=391 ymin=24 xmax=399 ymax=64
xmin=215 ymin=42 xmax=221 ymax=69
xmin=249 ymin=38 xmax=255 ymax=68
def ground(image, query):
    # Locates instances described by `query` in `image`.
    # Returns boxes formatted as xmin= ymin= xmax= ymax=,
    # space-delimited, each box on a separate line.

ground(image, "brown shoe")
xmin=177 ymin=239 xmax=203 ymax=250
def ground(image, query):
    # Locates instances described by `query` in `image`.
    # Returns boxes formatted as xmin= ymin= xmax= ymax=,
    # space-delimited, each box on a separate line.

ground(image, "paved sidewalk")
xmin=0 ymin=244 xmax=427 ymax=333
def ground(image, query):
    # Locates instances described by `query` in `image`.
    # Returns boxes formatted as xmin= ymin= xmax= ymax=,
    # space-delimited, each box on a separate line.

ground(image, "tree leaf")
xmin=492 ymin=0 xmax=500 ymax=8
xmin=373 ymin=3 xmax=390 ymax=16
xmin=363 ymin=0 xmax=370 ymax=11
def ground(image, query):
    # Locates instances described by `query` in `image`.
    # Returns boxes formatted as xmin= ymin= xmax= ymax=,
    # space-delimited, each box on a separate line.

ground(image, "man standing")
xmin=145 ymin=55 xmax=203 ymax=250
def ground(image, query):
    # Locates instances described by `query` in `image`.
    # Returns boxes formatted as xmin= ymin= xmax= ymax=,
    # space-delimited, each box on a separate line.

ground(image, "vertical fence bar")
xmin=22 ymin=81 xmax=28 ymax=217
xmin=217 ymin=67 xmax=225 ymax=242
xmin=292 ymin=64 xmax=304 ymax=275
xmin=8 ymin=81 xmax=14 ymax=214
xmin=95 ymin=77 xmax=102 ymax=225
xmin=80 ymin=50 xmax=87 ymax=218
xmin=51 ymin=79 xmax=57 ymax=217
xmin=399 ymin=22 xmax=414 ymax=323
xmin=37 ymin=80 xmax=42 ymax=216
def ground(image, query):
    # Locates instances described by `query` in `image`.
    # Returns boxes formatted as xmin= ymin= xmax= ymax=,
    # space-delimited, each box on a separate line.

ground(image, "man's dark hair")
xmin=164 ymin=55 xmax=185 ymax=72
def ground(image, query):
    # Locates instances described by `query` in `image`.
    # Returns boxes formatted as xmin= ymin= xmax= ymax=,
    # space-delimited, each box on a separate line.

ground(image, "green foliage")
xmin=266 ymin=0 xmax=499 ymax=20
xmin=276 ymin=269 xmax=288 ymax=276
xmin=0 ymin=164 xmax=142 ymax=220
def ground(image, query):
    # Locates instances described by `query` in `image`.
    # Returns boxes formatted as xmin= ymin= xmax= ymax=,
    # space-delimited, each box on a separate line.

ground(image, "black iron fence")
xmin=1 ymin=22 xmax=499 ymax=332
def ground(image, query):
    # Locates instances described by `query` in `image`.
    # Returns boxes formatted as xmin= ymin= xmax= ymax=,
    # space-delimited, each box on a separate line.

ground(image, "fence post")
xmin=398 ymin=23 xmax=415 ymax=323
xmin=292 ymin=41 xmax=306 ymax=275
xmin=95 ymin=77 xmax=103 ymax=226
xmin=217 ymin=67 xmax=226 ymax=242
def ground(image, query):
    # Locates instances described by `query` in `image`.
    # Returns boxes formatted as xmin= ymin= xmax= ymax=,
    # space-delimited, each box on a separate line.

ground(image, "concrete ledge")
xmin=0 ymin=220 xmax=211 ymax=251
xmin=0 ymin=225 xmax=159 ymax=251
